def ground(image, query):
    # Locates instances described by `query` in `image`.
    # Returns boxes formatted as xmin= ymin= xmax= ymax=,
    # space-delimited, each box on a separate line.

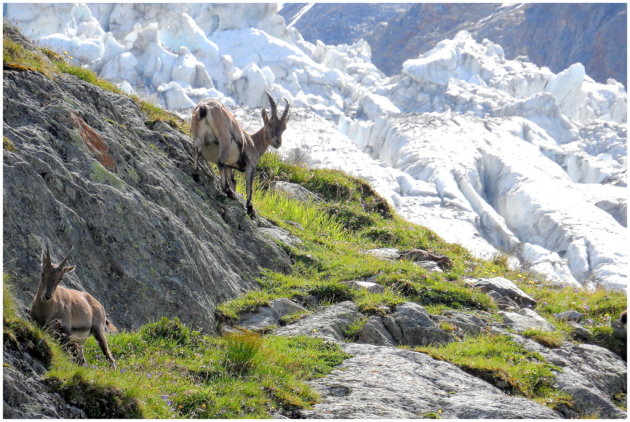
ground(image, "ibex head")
xmin=261 ymin=91 xmax=290 ymax=149
xmin=40 ymin=244 xmax=75 ymax=302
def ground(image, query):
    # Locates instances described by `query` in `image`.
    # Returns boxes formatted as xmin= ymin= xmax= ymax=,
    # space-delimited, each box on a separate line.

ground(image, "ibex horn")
xmin=265 ymin=90 xmax=278 ymax=119
xmin=44 ymin=243 xmax=51 ymax=265
xmin=59 ymin=246 xmax=73 ymax=267
xmin=281 ymin=98 xmax=290 ymax=121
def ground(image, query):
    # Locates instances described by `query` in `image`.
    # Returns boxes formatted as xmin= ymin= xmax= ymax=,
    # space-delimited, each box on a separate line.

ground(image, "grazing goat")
xmin=191 ymin=91 xmax=290 ymax=217
xmin=30 ymin=244 xmax=116 ymax=368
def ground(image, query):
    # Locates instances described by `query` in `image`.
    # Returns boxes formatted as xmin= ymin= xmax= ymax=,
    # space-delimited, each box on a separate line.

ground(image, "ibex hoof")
xmin=225 ymin=190 xmax=236 ymax=199
xmin=246 ymin=204 xmax=256 ymax=218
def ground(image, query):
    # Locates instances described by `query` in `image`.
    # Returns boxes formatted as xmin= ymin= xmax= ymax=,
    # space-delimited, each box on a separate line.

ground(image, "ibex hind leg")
xmin=94 ymin=327 xmax=116 ymax=369
xmin=245 ymin=165 xmax=256 ymax=218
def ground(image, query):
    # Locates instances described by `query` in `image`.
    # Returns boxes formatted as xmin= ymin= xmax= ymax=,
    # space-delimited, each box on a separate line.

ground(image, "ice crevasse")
xmin=4 ymin=3 xmax=627 ymax=291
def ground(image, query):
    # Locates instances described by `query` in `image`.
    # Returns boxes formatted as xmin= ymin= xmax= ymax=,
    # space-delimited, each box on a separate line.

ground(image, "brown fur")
xmin=30 ymin=245 xmax=116 ymax=368
xmin=191 ymin=92 xmax=290 ymax=217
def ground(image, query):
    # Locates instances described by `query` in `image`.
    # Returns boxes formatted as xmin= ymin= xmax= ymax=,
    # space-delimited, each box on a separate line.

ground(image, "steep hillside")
xmin=3 ymin=24 xmax=289 ymax=331
xmin=282 ymin=3 xmax=627 ymax=86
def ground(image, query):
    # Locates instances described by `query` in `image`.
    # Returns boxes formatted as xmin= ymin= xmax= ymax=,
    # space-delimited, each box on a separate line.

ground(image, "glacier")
xmin=4 ymin=3 xmax=627 ymax=291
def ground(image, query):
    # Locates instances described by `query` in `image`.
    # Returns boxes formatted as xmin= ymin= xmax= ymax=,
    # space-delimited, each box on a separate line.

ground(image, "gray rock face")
xmin=298 ymin=343 xmax=560 ymax=419
xmin=554 ymin=310 xmax=584 ymax=322
xmin=434 ymin=310 xmax=488 ymax=336
xmin=3 ymin=53 xmax=290 ymax=332
xmin=3 ymin=335 xmax=85 ymax=418
xmin=269 ymin=181 xmax=321 ymax=202
xmin=469 ymin=277 xmax=537 ymax=309
xmin=357 ymin=316 xmax=396 ymax=346
xmin=258 ymin=226 xmax=303 ymax=247
xmin=274 ymin=301 xmax=361 ymax=341
xmin=392 ymin=302 xmax=453 ymax=346
xmin=235 ymin=298 xmax=307 ymax=331
xmin=500 ymin=308 xmax=556 ymax=333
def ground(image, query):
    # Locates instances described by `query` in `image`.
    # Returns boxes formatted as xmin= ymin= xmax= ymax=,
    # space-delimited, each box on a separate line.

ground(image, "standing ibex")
xmin=191 ymin=91 xmax=290 ymax=217
xmin=31 ymin=244 xmax=117 ymax=368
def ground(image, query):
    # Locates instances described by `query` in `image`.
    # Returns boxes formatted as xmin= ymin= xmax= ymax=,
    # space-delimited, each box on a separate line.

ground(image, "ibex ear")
xmin=261 ymin=108 xmax=269 ymax=124
xmin=62 ymin=266 xmax=76 ymax=274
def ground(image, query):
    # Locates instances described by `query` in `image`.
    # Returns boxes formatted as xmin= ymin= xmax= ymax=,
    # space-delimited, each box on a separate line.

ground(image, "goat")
xmin=191 ymin=91 xmax=290 ymax=217
xmin=30 ymin=244 xmax=116 ymax=368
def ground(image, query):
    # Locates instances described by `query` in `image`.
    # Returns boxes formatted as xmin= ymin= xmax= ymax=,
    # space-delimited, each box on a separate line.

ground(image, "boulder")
xmin=399 ymin=248 xmax=453 ymax=270
xmin=468 ymin=277 xmax=537 ymax=309
xmin=434 ymin=310 xmax=488 ymax=336
xmin=235 ymin=298 xmax=307 ymax=331
xmin=392 ymin=302 xmax=453 ymax=346
xmin=362 ymin=248 xmax=401 ymax=260
xmin=357 ymin=316 xmax=396 ymax=346
xmin=258 ymin=226 xmax=303 ymax=247
xmin=274 ymin=301 xmax=361 ymax=342
xmin=500 ymin=308 xmax=556 ymax=333
xmin=344 ymin=280 xmax=385 ymax=294
xmin=554 ymin=310 xmax=584 ymax=322
xmin=269 ymin=181 xmax=321 ymax=202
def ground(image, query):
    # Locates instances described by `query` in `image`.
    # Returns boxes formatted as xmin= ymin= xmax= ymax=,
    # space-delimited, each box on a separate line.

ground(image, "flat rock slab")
xmin=363 ymin=248 xmax=401 ymax=260
xmin=344 ymin=280 xmax=385 ymax=294
xmin=468 ymin=277 xmax=537 ymax=309
xmin=500 ymin=308 xmax=556 ymax=332
xmin=298 ymin=343 xmax=560 ymax=419
xmin=269 ymin=181 xmax=321 ymax=202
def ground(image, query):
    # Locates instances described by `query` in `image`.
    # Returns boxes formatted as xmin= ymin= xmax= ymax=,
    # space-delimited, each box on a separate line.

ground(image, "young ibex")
xmin=191 ymin=91 xmax=290 ymax=217
xmin=30 ymin=244 xmax=116 ymax=368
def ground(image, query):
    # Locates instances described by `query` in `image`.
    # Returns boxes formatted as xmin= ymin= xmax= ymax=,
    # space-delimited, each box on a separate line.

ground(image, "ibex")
xmin=191 ymin=91 xmax=290 ymax=217
xmin=31 ymin=244 xmax=116 ymax=368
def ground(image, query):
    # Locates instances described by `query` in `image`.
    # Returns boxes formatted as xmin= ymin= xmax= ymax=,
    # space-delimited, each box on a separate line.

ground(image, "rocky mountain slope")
xmin=3 ymin=26 xmax=289 ymax=332
xmin=281 ymin=3 xmax=627 ymax=86
xmin=3 ymin=21 xmax=627 ymax=420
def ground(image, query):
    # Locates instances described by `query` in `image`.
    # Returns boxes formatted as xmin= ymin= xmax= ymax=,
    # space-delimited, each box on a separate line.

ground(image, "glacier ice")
xmin=5 ymin=3 xmax=627 ymax=290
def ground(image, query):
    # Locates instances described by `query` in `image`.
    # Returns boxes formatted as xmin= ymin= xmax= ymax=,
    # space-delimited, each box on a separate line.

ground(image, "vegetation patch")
xmin=4 ymin=136 xmax=17 ymax=152
xmin=343 ymin=315 xmax=368 ymax=341
xmin=415 ymin=335 xmax=563 ymax=399
xmin=3 ymin=279 xmax=53 ymax=368
xmin=521 ymin=329 xmax=565 ymax=348
xmin=50 ymin=318 xmax=348 ymax=418
xmin=47 ymin=373 xmax=142 ymax=418
xmin=3 ymin=38 xmax=56 ymax=76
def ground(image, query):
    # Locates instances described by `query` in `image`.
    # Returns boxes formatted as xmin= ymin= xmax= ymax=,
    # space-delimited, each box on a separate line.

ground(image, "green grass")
xmin=4 ymin=136 xmax=17 ymax=152
xmin=415 ymin=335 xmax=574 ymax=410
xmin=521 ymin=329 xmax=565 ymax=348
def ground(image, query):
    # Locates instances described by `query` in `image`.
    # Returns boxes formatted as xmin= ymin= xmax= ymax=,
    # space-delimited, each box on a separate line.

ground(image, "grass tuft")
xmin=222 ymin=331 xmax=264 ymax=376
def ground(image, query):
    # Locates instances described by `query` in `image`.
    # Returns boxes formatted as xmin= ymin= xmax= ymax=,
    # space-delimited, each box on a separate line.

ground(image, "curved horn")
xmin=265 ymin=90 xmax=278 ymax=119
xmin=59 ymin=246 xmax=73 ymax=268
xmin=280 ymin=98 xmax=290 ymax=121
xmin=43 ymin=243 xmax=51 ymax=266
